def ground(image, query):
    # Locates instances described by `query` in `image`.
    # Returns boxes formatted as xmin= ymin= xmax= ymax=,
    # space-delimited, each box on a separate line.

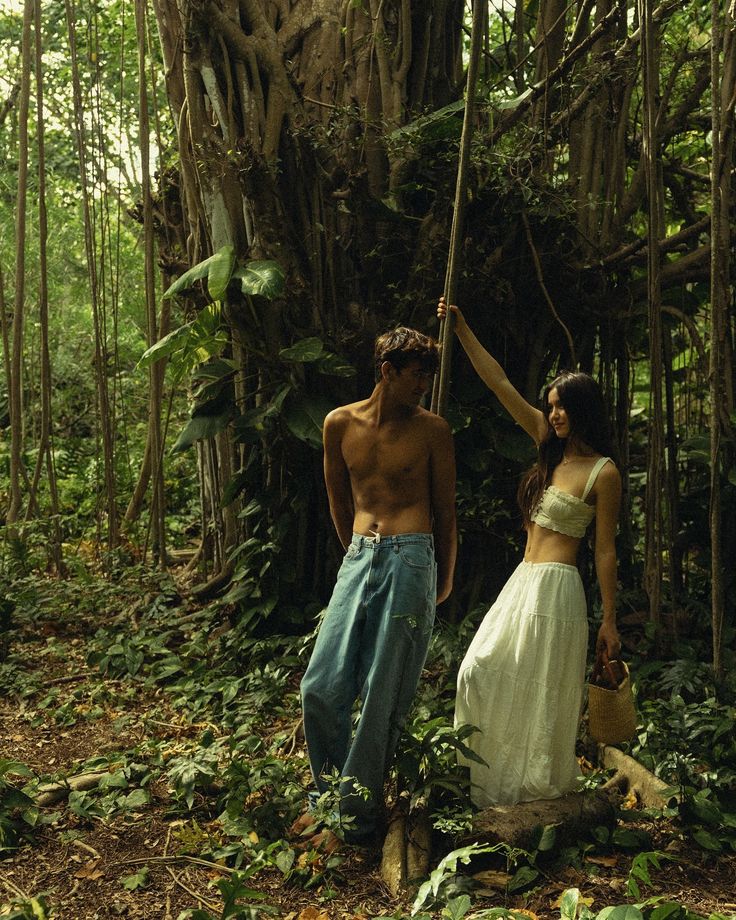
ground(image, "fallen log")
xmin=35 ymin=771 xmax=107 ymax=807
xmin=464 ymin=790 xmax=615 ymax=851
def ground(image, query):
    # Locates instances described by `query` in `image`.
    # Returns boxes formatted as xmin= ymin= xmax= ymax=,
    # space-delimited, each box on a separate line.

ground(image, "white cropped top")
xmin=531 ymin=456 xmax=612 ymax=538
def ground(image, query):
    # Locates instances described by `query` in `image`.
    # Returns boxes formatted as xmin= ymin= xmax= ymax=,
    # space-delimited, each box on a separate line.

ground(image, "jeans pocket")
xmin=345 ymin=541 xmax=361 ymax=560
xmin=398 ymin=543 xmax=432 ymax=569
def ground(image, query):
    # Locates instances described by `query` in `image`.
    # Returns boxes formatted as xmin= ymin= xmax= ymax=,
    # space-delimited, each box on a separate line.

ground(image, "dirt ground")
xmin=1 ymin=587 xmax=735 ymax=920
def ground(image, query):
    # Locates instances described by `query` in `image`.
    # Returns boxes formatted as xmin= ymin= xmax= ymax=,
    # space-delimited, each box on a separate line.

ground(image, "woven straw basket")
xmin=588 ymin=659 xmax=637 ymax=745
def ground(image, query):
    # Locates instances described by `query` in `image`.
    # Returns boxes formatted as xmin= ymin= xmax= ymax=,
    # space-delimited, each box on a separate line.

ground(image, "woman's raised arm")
xmin=438 ymin=297 xmax=548 ymax=445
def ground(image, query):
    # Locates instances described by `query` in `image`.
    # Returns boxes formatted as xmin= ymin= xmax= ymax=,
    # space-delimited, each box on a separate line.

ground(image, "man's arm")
xmin=323 ymin=409 xmax=354 ymax=549
xmin=429 ymin=415 xmax=457 ymax=604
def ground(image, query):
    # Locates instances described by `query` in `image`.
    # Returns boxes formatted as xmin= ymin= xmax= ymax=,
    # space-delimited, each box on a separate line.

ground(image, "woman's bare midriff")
xmin=523 ymin=522 xmax=581 ymax=565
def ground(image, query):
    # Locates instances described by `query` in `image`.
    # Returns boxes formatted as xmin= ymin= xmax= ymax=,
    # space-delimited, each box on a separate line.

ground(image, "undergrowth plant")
xmin=0 ymin=760 xmax=38 ymax=852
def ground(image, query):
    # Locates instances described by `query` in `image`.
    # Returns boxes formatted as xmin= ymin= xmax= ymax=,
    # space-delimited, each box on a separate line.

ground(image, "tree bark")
xmin=7 ymin=0 xmax=34 ymax=525
xmin=708 ymin=0 xmax=735 ymax=681
xmin=136 ymin=0 xmax=167 ymax=568
xmin=27 ymin=0 xmax=64 ymax=572
xmin=640 ymin=0 xmax=665 ymax=637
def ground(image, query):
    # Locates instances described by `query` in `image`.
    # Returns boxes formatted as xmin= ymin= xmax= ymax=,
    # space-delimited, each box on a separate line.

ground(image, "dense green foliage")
xmin=0 ymin=0 xmax=734 ymax=913
xmin=1 ymin=571 xmax=735 ymax=915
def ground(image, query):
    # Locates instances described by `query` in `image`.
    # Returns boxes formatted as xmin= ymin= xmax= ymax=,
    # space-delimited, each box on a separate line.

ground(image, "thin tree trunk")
xmin=30 ymin=0 xmax=64 ymax=571
xmin=64 ymin=0 xmax=119 ymax=552
xmin=7 ymin=0 xmax=34 ymax=525
xmin=640 ymin=0 xmax=665 ymax=636
xmin=136 ymin=0 xmax=166 ymax=567
xmin=709 ymin=0 xmax=734 ymax=682
xmin=662 ymin=329 xmax=680 ymax=611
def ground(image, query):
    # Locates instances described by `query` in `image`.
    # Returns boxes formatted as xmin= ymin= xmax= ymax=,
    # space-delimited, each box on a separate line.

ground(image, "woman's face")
xmin=547 ymin=387 xmax=571 ymax=439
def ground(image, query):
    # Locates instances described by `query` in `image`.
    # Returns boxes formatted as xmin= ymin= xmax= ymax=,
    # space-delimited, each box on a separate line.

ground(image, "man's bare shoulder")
xmin=324 ymin=400 xmax=370 ymax=431
xmin=414 ymin=407 xmax=452 ymax=438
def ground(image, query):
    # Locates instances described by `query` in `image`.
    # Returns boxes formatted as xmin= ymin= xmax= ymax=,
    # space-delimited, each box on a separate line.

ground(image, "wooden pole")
xmin=432 ymin=0 xmax=486 ymax=417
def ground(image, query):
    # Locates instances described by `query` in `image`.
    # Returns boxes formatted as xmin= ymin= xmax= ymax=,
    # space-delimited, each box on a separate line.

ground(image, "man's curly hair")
xmin=373 ymin=327 xmax=439 ymax=381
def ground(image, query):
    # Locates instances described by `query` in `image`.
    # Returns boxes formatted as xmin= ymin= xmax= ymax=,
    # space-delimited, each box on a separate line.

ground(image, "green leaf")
xmin=280 ymin=337 xmax=324 ymax=362
xmin=0 ymin=787 xmax=35 ymax=810
xmin=507 ymin=864 xmax=539 ymax=893
xmin=172 ymin=408 xmax=234 ymax=453
xmin=138 ymin=323 xmax=195 ymax=368
xmin=206 ymin=245 xmax=236 ymax=301
xmin=282 ymin=393 xmax=334 ymax=448
xmin=692 ymin=828 xmax=723 ymax=851
xmin=537 ymin=823 xmax=557 ymax=852
xmin=411 ymin=843 xmax=498 ymax=914
xmin=649 ymin=904 xmax=685 ymax=920
xmin=123 ymin=788 xmax=150 ymax=810
xmin=163 ymin=245 xmax=235 ymax=300
xmin=596 ymin=907 xmax=645 ymax=920
xmin=611 ymin=827 xmax=650 ymax=849
xmin=689 ymin=794 xmax=722 ymax=827
xmin=275 ymin=848 xmax=295 ymax=874
xmin=316 ymin=352 xmax=356 ymax=377
xmin=121 ymin=866 xmax=150 ymax=890
xmin=560 ymin=888 xmax=581 ymax=920
xmin=388 ymin=99 xmax=466 ymax=141
xmin=233 ymin=259 xmax=285 ymax=299
xmin=98 ymin=771 xmax=128 ymax=791
xmin=0 ymin=760 xmax=34 ymax=779
xmin=444 ymin=895 xmax=471 ymax=920
xmin=498 ymin=87 xmax=533 ymax=110
xmin=192 ymin=357 xmax=239 ymax=381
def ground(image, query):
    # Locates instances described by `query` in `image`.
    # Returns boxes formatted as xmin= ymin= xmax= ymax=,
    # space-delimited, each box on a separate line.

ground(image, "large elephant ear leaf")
xmin=206 ymin=245 xmax=236 ymax=301
xmin=163 ymin=245 xmax=236 ymax=301
xmin=233 ymin=260 xmax=285 ymax=300
xmin=282 ymin=393 xmax=334 ymax=448
xmin=171 ymin=409 xmax=233 ymax=453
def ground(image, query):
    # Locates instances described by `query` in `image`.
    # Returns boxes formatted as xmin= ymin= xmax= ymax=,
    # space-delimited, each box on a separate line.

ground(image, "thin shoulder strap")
xmin=582 ymin=457 xmax=612 ymax=500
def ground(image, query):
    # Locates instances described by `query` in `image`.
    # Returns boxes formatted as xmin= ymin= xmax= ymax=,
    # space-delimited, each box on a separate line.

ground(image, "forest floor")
xmin=0 ymin=566 xmax=735 ymax=920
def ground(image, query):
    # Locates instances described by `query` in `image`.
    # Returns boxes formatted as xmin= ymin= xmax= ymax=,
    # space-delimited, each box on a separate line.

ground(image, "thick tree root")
xmin=380 ymin=797 xmax=432 ymax=895
xmin=599 ymin=744 xmax=672 ymax=808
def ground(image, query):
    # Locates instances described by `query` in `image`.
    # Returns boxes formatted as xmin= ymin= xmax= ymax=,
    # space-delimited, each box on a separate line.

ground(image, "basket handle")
xmin=591 ymin=649 xmax=622 ymax=689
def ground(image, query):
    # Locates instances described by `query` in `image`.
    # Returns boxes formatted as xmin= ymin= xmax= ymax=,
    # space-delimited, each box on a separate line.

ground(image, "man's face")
xmin=387 ymin=359 xmax=433 ymax=406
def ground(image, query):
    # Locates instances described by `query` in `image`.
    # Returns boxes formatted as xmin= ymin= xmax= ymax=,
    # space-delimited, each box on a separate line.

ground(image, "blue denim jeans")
xmin=301 ymin=532 xmax=437 ymax=841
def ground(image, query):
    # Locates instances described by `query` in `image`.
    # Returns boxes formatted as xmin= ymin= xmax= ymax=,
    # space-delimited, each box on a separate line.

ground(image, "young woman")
xmin=438 ymin=297 xmax=622 ymax=807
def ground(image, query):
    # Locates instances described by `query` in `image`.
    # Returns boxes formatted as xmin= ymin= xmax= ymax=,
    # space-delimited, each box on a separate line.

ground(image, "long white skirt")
xmin=455 ymin=560 xmax=588 ymax=807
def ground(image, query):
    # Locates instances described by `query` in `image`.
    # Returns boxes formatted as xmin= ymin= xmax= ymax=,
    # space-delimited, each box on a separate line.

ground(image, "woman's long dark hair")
xmin=517 ymin=371 xmax=615 ymax=526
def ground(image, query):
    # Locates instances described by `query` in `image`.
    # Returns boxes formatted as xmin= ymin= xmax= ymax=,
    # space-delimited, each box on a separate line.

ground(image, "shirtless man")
xmin=298 ymin=327 xmax=457 ymax=847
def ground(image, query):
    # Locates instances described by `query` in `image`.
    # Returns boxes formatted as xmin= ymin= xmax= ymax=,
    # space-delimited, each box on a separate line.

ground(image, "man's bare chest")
xmin=342 ymin=426 xmax=429 ymax=482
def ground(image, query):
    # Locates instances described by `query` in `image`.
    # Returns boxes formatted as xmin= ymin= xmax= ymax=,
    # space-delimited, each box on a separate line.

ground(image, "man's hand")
xmin=436 ymin=579 xmax=453 ymax=606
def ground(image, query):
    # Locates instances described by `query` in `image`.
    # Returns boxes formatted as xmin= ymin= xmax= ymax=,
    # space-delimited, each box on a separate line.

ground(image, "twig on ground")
xmin=163 ymin=825 xmax=173 ymax=858
xmin=115 ymin=854 xmax=234 ymax=874
xmin=0 ymin=871 xmax=27 ymax=899
xmin=71 ymin=838 xmax=102 ymax=859
xmin=282 ymin=717 xmax=302 ymax=756
xmin=46 ymin=672 xmax=93 ymax=686
xmin=165 ymin=865 xmax=218 ymax=911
